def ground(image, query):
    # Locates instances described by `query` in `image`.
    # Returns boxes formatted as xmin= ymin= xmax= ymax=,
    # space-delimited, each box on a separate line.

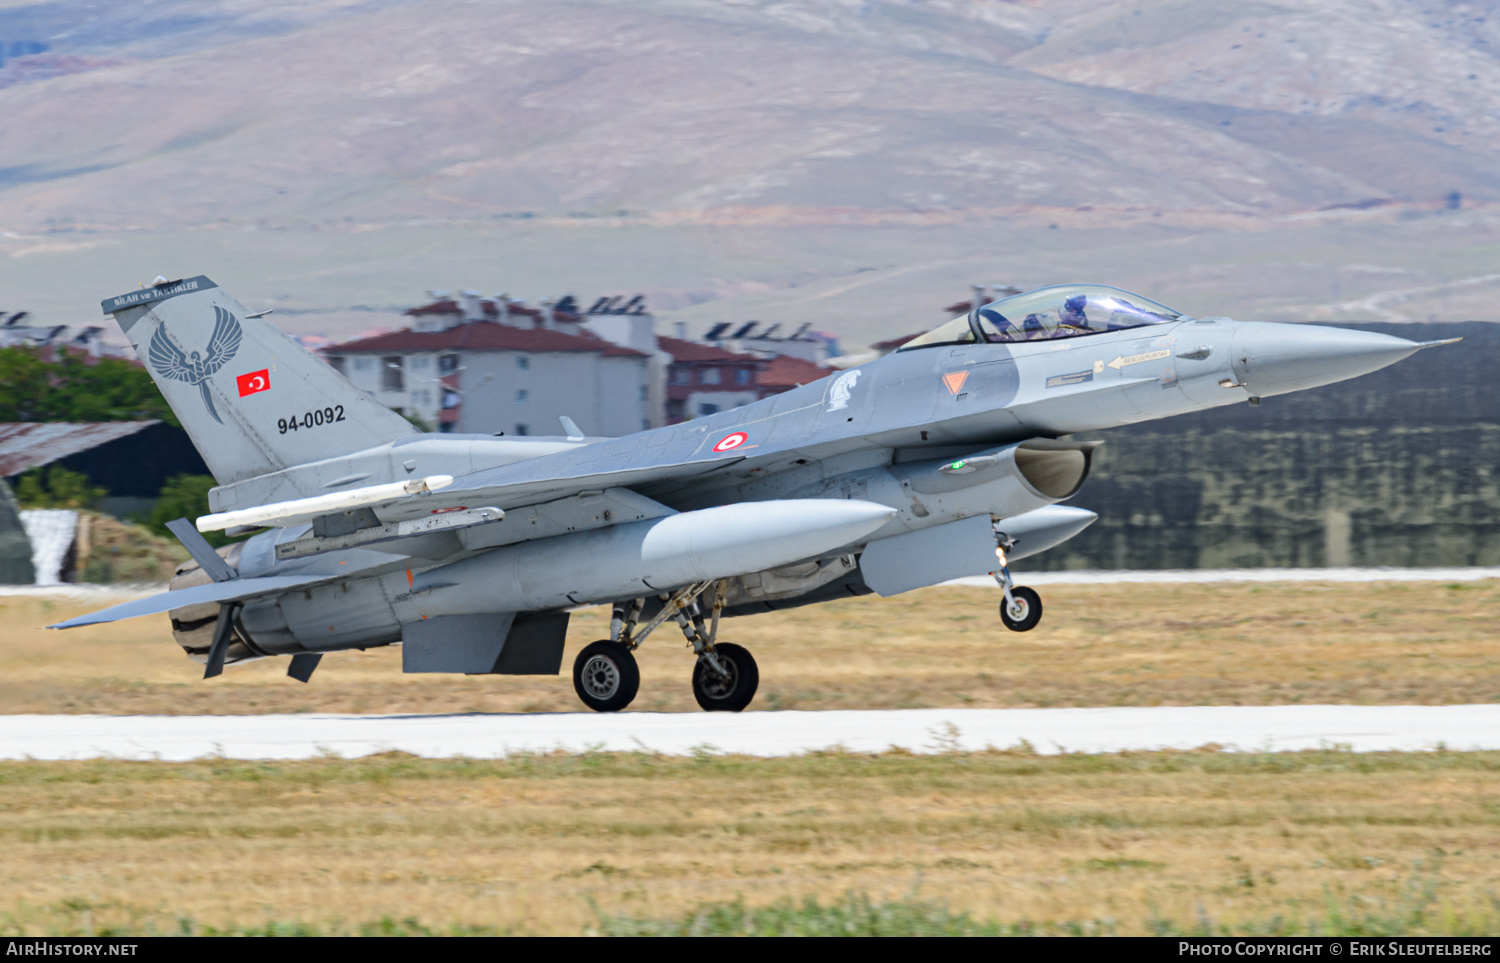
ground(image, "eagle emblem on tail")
xmin=148 ymin=305 xmax=243 ymax=424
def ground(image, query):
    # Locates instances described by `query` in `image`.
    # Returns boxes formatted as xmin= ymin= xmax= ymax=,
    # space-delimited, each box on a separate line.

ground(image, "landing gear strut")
xmin=991 ymin=524 xmax=1043 ymax=632
xmin=573 ymin=579 xmax=760 ymax=713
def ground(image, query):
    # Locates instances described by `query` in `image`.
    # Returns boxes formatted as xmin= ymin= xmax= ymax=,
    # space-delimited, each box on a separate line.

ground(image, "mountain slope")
xmin=0 ymin=0 xmax=1496 ymax=235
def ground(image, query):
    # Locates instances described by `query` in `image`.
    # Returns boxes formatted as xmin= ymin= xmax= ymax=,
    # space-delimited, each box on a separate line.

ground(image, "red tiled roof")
xmin=405 ymin=299 xmax=461 ymax=317
xmin=757 ymin=355 xmax=834 ymax=389
xmin=657 ymin=336 xmax=760 ymax=364
xmin=872 ymin=331 xmax=923 ymax=351
xmin=329 ymin=322 xmax=647 ymax=357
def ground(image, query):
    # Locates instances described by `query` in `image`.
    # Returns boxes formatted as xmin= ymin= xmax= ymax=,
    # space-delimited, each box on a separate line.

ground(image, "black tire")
xmin=572 ymin=640 xmax=640 ymax=712
xmin=999 ymin=586 xmax=1043 ymax=632
xmin=691 ymin=642 xmax=759 ymax=713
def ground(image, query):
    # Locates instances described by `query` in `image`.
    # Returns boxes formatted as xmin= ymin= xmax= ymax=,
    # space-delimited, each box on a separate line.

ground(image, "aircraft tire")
xmin=692 ymin=643 xmax=758 ymax=712
xmin=999 ymin=586 xmax=1043 ymax=632
xmin=573 ymin=640 xmax=640 ymax=712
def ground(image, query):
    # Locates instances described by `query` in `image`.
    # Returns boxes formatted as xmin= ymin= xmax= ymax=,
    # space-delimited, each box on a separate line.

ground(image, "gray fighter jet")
xmin=55 ymin=277 xmax=1455 ymax=712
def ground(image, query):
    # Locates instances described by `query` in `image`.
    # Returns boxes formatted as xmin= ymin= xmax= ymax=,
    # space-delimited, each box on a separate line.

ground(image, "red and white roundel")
xmin=713 ymin=431 xmax=749 ymax=453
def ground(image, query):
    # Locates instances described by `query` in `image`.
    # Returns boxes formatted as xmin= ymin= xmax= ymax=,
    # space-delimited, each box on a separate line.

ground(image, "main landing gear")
xmin=991 ymin=524 xmax=1044 ymax=632
xmin=570 ymin=579 xmax=760 ymax=713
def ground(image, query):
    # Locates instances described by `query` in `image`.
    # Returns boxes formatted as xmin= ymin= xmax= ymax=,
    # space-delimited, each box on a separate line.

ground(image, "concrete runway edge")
xmin=1 ymin=705 xmax=1496 ymax=761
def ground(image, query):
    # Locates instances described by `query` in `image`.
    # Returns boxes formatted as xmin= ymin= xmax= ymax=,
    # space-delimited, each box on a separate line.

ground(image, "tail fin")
xmin=105 ymin=276 xmax=417 ymax=484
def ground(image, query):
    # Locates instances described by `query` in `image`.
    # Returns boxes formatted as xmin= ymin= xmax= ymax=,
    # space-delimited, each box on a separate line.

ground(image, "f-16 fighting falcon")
xmin=54 ymin=276 xmax=1456 ymax=712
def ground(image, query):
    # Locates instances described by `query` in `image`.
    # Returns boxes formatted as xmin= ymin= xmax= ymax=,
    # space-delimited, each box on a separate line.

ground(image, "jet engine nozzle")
xmin=1228 ymin=322 xmax=1427 ymax=398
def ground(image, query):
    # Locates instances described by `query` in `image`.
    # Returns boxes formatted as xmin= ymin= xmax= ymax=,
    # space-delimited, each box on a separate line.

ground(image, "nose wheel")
xmin=572 ymin=640 xmax=640 ymax=712
xmin=998 ymin=585 xmax=1043 ymax=632
xmin=691 ymin=643 xmax=759 ymax=712
xmin=991 ymin=523 xmax=1044 ymax=632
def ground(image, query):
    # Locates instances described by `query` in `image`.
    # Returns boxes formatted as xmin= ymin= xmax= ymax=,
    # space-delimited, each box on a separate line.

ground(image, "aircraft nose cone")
xmin=1229 ymin=322 xmax=1423 ymax=397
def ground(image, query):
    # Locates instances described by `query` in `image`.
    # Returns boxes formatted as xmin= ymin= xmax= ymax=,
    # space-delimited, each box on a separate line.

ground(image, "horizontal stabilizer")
xmin=48 ymin=574 xmax=337 ymax=629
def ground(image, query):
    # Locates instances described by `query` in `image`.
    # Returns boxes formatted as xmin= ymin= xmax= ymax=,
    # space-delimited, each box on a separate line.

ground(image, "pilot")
xmin=1057 ymin=294 xmax=1091 ymax=337
xmin=1021 ymin=313 xmax=1051 ymax=340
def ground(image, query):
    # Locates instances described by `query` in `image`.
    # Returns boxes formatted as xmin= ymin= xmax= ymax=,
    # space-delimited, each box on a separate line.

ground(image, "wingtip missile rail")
xmin=196 ymin=474 xmax=455 ymax=533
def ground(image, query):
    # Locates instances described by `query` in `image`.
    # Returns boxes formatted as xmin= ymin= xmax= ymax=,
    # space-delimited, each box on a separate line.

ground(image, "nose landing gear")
xmin=999 ymin=585 xmax=1043 ymax=632
xmin=991 ymin=523 xmax=1044 ymax=632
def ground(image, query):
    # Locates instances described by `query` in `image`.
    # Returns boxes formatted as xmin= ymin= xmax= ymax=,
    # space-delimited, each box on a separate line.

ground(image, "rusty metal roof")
xmin=0 ymin=422 xmax=161 ymax=477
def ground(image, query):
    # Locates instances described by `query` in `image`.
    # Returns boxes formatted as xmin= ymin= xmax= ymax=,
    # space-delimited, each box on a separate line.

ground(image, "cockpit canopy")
xmin=901 ymin=284 xmax=1186 ymax=350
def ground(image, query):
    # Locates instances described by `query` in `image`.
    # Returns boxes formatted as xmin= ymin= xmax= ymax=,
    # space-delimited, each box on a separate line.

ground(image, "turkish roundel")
xmin=236 ymin=369 xmax=271 ymax=397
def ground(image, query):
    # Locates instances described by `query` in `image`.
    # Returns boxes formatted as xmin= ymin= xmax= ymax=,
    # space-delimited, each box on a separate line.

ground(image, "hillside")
xmin=0 ymin=0 xmax=1497 ymax=341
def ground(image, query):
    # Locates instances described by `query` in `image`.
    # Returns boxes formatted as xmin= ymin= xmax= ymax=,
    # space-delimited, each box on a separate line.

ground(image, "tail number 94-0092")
xmin=278 ymin=406 xmax=346 ymax=434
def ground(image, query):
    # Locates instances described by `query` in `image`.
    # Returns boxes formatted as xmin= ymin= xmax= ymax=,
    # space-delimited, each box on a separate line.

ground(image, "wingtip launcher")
xmin=196 ymin=475 xmax=456 ymax=533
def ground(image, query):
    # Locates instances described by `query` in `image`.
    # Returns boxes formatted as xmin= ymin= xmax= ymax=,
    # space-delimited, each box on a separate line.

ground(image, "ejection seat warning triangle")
xmin=941 ymin=371 xmax=969 ymax=395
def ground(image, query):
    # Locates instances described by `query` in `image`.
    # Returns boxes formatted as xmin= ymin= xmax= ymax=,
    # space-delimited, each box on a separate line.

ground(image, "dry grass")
xmin=3 ymin=581 xmax=1498 ymax=715
xmin=0 ymin=751 xmax=1497 ymax=935
xmin=74 ymin=513 xmax=189 ymax=585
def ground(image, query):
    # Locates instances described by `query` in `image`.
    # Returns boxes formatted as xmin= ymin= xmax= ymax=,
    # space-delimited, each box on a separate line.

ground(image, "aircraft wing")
xmin=49 ymin=574 xmax=339 ymax=629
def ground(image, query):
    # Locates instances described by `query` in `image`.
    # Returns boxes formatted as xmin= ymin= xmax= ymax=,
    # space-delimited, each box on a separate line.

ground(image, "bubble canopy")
xmin=900 ymin=285 xmax=1187 ymax=349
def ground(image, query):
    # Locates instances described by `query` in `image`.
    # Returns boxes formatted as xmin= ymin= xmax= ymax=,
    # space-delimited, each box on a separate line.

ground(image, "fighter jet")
xmin=54 ymin=277 xmax=1455 ymax=712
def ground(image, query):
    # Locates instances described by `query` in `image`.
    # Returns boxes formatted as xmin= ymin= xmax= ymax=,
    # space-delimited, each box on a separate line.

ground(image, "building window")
xmin=642 ymin=419 xmax=650 ymax=430
xmin=411 ymin=389 xmax=431 ymax=406
xmin=736 ymin=368 xmax=751 ymax=385
xmin=700 ymin=367 xmax=721 ymax=385
xmin=438 ymin=354 xmax=461 ymax=374
xmin=518 ymin=355 xmax=530 ymax=370
xmin=699 ymin=403 xmax=720 ymax=416
xmin=442 ymin=390 xmax=461 ymax=409
xmin=327 ymin=355 xmax=346 ymax=374
xmin=640 ymin=385 xmax=649 ymax=401
xmin=668 ymin=365 xmax=688 ymax=385
xmin=354 ymin=357 xmax=373 ymax=371
xmin=382 ymin=356 xmax=404 ymax=392
xmin=438 ymin=422 xmax=455 ymax=433
xmin=666 ymin=399 xmax=685 ymax=420
xmin=516 ymin=389 xmax=528 ymax=403
xmin=516 ymin=424 xmax=529 ymax=436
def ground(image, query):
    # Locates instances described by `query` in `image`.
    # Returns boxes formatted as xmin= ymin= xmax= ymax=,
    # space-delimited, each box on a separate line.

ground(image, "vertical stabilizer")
xmin=105 ymin=277 xmax=417 ymax=483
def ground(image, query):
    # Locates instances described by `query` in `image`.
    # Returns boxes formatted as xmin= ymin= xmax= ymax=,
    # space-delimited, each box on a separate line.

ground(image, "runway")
xmin=2 ymin=705 xmax=1496 ymax=761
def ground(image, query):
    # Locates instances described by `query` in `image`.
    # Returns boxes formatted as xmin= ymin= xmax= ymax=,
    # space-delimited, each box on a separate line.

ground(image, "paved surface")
xmin=956 ymin=567 xmax=1500 ymax=586
xmin=2 ymin=705 xmax=1496 ymax=761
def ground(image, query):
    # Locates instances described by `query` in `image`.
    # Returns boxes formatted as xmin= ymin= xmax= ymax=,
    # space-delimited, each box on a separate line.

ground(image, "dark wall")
xmin=1019 ymin=322 xmax=1500 ymax=570
xmin=56 ymin=422 xmax=209 ymax=497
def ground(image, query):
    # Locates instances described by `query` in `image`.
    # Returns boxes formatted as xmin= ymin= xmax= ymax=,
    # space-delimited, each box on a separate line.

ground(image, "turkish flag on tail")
xmin=236 ymin=369 xmax=270 ymax=397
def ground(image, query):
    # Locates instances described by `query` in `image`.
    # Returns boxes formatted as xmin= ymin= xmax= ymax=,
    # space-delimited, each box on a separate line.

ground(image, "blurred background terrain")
xmin=0 ymin=0 xmax=1496 ymax=575
xmin=1 ymin=0 xmax=1498 ymax=334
